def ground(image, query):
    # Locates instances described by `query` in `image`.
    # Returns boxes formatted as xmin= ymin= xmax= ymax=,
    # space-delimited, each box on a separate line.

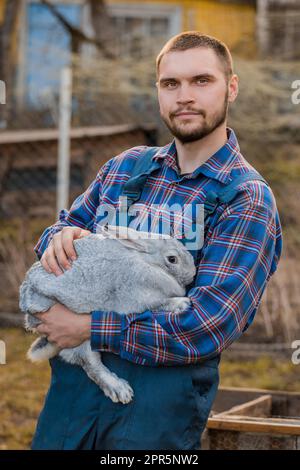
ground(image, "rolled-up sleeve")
xmin=91 ymin=184 xmax=282 ymax=366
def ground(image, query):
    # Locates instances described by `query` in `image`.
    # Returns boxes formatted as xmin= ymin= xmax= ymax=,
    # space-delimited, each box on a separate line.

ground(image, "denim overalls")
xmin=32 ymin=352 xmax=220 ymax=450
xmin=31 ymin=148 xmax=267 ymax=450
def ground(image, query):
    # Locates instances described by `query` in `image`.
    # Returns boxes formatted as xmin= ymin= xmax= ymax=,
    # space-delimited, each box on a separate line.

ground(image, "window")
xmin=23 ymin=1 xmax=82 ymax=106
xmin=107 ymin=3 xmax=182 ymax=58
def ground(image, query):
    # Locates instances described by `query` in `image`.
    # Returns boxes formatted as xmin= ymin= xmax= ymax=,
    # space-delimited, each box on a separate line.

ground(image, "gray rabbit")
xmin=19 ymin=225 xmax=196 ymax=404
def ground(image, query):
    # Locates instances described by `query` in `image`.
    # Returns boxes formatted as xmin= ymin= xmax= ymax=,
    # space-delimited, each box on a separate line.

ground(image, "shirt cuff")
xmin=90 ymin=310 xmax=124 ymax=354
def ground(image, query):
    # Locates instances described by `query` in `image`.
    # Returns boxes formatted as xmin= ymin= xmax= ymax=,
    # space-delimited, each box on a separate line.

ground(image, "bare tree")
xmin=0 ymin=0 xmax=21 ymax=124
xmin=41 ymin=0 xmax=116 ymax=58
xmin=89 ymin=0 xmax=116 ymax=47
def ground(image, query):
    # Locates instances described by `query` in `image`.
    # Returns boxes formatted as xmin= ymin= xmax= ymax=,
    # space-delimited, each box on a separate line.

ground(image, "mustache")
xmin=170 ymin=109 xmax=206 ymax=118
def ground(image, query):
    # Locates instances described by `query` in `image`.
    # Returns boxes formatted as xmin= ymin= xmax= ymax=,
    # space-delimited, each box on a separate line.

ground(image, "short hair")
xmin=156 ymin=31 xmax=233 ymax=81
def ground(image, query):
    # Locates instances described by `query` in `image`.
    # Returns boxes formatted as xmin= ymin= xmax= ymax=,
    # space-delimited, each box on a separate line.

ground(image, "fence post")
xmin=0 ymin=340 xmax=6 ymax=365
xmin=57 ymin=67 xmax=72 ymax=217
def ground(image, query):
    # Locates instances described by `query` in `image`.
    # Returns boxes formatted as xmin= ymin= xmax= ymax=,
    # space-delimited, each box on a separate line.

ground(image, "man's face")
xmin=156 ymin=47 xmax=238 ymax=143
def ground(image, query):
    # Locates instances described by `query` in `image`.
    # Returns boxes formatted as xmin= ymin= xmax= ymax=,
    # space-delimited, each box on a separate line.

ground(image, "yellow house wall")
xmin=0 ymin=0 xmax=5 ymax=23
xmin=0 ymin=0 xmax=22 ymax=67
xmin=108 ymin=0 xmax=257 ymax=57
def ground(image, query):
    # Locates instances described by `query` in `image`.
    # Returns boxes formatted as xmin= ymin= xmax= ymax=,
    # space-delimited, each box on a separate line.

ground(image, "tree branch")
xmin=41 ymin=0 xmax=116 ymax=59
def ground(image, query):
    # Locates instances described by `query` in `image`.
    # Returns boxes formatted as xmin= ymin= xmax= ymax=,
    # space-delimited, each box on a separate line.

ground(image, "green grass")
xmin=0 ymin=328 xmax=299 ymax=449
xmin=220 ymin=354 xmax=300 ymax=391
xmin=0 ymin=328 xmax=50 ymax=450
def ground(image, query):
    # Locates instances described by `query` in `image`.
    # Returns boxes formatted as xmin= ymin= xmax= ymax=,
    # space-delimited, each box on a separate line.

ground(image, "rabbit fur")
xmin=19 ymin=225 xmax=196 ymax=404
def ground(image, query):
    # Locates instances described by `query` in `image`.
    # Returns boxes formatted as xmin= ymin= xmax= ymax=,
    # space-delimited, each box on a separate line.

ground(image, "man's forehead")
xmin=158 ymin=48 xmax=224 ymax=78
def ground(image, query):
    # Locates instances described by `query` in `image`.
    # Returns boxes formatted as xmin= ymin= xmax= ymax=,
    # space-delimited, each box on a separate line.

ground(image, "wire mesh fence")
xmin=0 ymin=124 xmax=157 ymax=219
xmin=0 ymin=24 xmax=299 ymax=344
xmin=1 ymin=1 xmax=300 ymax=452
xmin=0 ymin=57 xmax=299 ymax=343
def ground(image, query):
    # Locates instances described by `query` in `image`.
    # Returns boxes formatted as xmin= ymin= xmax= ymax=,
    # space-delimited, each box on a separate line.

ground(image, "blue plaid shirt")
xmin=35 ymin=128 xmax=282 ymax=366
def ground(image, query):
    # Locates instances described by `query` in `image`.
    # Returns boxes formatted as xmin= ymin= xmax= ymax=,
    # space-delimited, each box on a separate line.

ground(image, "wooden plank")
xmin=212 ymin=386 xmax=300 ymax=416
xmin=0 ymin=123 xmax=156 ymax=144
xmin=208 ymin=428 xmax=299 ymax=450
xmin=214 ymin=395 xmax=272 ymax=418
xmin=217 ymin=386 xmax=300 ymax=399
xmin=208 ymin=415 xmax=300 ymax=436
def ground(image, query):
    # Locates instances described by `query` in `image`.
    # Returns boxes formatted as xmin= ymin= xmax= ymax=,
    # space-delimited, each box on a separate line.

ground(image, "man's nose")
xmin=176 ymin=84 xmax=195 ymax=104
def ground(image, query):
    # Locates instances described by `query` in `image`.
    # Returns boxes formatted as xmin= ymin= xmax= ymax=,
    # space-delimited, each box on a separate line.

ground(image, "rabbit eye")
xmin=167 ymin=255 xmax=178 ymax=264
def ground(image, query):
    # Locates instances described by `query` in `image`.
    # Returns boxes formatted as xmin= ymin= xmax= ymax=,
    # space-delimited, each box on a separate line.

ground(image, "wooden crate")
xmin=205 ymin=387 xmax=300 ymax=450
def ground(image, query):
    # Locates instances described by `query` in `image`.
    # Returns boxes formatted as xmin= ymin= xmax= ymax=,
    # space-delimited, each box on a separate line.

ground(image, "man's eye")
xmin=196 ymin=79 xmax=209 ymax=85
xmin=166 ymin=82 xmax=177 ymax=88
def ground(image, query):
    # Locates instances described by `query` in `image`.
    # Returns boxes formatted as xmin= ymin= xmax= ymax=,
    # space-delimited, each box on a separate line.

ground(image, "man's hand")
xmin=36 ymin=303 xmax=91 ymax=350
xmin=41 ymin=226 xmax=91 ymax=276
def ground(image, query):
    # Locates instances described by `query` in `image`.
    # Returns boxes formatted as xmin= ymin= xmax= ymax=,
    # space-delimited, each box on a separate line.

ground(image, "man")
xmin=31 ymin=32 xmax=282 ymax=450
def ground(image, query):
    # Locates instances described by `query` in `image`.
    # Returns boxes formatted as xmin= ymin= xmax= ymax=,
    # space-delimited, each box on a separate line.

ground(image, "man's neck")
xmin=174 ymin=124 xmax=228 ymax=175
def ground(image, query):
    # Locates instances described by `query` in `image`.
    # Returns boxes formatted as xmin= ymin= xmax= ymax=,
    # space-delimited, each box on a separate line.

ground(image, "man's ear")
xmin=228 ymin=74 xmax=239 ymax=103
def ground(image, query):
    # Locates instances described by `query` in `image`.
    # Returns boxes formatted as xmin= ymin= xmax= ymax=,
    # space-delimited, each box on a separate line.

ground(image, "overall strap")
xmin=204 ymin=171 xmax=269 ymax=221
xmin=122 ymin=147 xmax=161 ymax=207
xmin=122 ymin=150 xmax=269 ymax=231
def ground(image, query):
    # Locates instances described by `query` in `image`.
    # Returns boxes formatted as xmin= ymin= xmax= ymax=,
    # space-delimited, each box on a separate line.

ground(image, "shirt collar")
xmin=152 ymin=127 xmax=240 ymax=185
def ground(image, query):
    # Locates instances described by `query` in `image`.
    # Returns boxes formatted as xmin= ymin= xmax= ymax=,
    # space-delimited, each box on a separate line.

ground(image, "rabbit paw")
xmin=101 ymin=372 xmax=134 ymax=404
xmin=164 ymin=296 xmax=191 ymax=314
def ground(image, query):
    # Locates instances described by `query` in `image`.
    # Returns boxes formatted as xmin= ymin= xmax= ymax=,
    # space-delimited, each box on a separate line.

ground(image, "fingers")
xmin=41 ymin=227 xmax=91 ymax=276
xmin=35 ymin=312 xmax=46 ymax=320
xmin=60 ymin=227 xmax=80 ymax=261
xmin=36 ymin=323 xmax=49 ymax=335
xmin=78 ymin=229 xmax=91 ymax=239
xmin=52 ymin=231 xmax=72 ymax=271
xmin=41 ymin=242 xmax=64 ymax=276
xmin=40 ymin=254 xmax=52 ymax=274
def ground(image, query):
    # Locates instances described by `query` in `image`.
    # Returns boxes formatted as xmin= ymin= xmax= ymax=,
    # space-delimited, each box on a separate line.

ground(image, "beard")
xmin=161 ymin=91 xmax=229 ymax=144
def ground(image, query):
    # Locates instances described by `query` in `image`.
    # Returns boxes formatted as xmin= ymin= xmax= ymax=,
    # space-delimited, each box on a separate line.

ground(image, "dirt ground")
xmin=0 ymin=327 xmax=299 ymax=450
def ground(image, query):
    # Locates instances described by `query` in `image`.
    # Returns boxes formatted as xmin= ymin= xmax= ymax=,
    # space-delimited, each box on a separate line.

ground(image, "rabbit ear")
xmin=97 ymin=224 xmax=127 ymax=239
xmin=117 ymin=226 xmax=156 ymax=252
xmin=116 ymin=236 xmax=150 ymax=253
xmin=96 ymin=223 xmax=110 ymax=237
xmin=97 ymin=224 xmax=150 ymax=252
